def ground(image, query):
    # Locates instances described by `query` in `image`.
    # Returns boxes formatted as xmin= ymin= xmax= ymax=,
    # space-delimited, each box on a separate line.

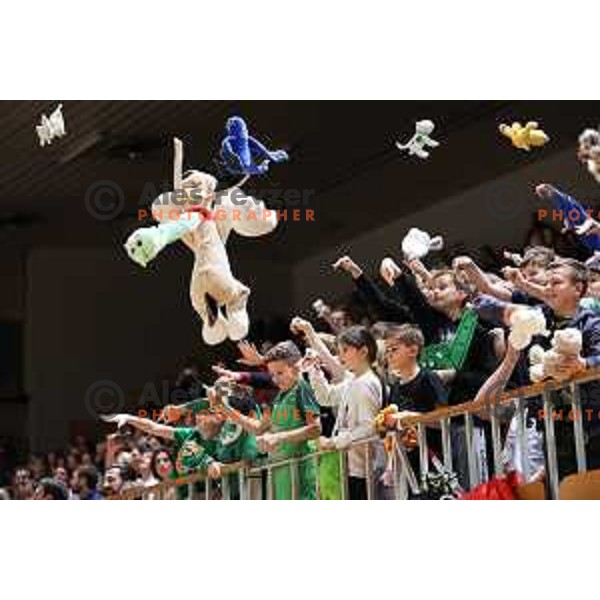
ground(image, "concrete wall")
xmin=24 ymin=243 xmax=291 ymax=451
xmin=0 ymin=247 xmax=27 ymax=445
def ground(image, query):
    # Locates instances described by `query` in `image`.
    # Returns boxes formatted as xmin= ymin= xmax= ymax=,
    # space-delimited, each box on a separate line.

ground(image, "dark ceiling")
xmin=1 ymin=100 xmax=598 ymax=262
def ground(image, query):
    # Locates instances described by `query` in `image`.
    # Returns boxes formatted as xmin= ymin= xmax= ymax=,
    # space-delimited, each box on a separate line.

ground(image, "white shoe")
xmin=202 ymin=314 xmax=228 ymax=346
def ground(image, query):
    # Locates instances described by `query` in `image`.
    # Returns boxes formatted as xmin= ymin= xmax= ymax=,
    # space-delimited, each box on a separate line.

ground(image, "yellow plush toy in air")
xmin=499 ymin=121 xmax=549 ymax=151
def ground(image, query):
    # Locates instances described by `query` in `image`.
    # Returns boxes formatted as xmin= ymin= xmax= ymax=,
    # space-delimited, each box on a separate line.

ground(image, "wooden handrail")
xmin=400 ymin=367 xmax=600 ymax=427
xmin=112 ymin=368 xmax=600 ymax=499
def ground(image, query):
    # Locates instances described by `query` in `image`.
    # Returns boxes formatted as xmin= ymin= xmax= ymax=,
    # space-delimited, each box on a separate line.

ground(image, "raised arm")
xmin=212 ymin=365 xmax=275 ymax=389
xmin=209 ymin=388 xmax=271 ymax=435
xmin=103 ymin=414 xmax=175 ymax=440
xmin=473 ymin=343 xmax=521 ymax=420
xmin=403 ymin=257 xmax=433 ymax=288
xmin=505 ymin=267 xmax=551 ymax=304
xmin=290 ymin=316 xmax=345 ymax=382
xmin=333 ymin=254 xmax=412 ymax=323
xmin=453 ymin=256 xmax=512 ymax=301
xmin=305 ymin=361 xmax=348 ymax=407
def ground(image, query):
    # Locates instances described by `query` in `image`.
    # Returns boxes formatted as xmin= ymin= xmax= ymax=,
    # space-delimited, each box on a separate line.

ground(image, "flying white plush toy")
xmin=401 ymin=227 xmax=444 ymax=261
xmin=36 ymin=103 xmax=66 ymax=147
xmin=124 ymin=138 xmax=277 ymax=346
xmin=396 ymin=119 xmax=440 ymax=159
xmin=507 ymin=307 xmax=549 ymax=351
xmin=528 ymin=328 xmax=583 ymax=382
xmin=577 ymin=127 xmax=600 ymax=184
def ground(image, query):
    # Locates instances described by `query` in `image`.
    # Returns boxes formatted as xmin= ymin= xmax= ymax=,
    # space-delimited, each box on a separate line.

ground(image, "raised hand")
xmin=380 ymin=257 xmax=402 ymax=286
xmin=332 ymin=255 xmax=363 ymax=279
xmin=207 ymin=462 xmax=223 ymax=479
xmin=211 ymin=365 xmax=243 ymax=383
xmin=535 ymin=183 xmax=557 ymax=199
xmin=256 ymin=433 xmax=281 ymax=453
xmin=236 ymin=340 xmax=265 ymax=367
xmin=101 ymin=414 xmax=130 ymax=429
xmin=290 ymin=316 xmax=315 ymax=337
xmin=299 ymin=348 xmax=321 ymax=372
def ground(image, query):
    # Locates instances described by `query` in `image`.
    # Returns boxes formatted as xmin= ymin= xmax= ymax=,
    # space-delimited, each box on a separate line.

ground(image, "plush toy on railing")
xmin=396 ymin=119 xmax=440 ymax=159
xmin=220 ymin=116 xmax=289 ymax=176
xmin=577 ymin=127 xmax=600 ymax=184
xmin=401 ymin=227 xmax=444 ymax=261
xmin=499 ymin=121 xmax=549 ymax=151
xmin=528 ymin=328 xmax=583 ymax=382
xmin=124 ymin=137 xmax=278 ymax=345
xmin=374 ymin=405 xmax=420 ymax=494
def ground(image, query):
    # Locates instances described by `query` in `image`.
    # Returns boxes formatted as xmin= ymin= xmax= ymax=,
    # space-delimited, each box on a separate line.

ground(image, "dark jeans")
xmin=348 ymin=476 xmax=368 ymax=500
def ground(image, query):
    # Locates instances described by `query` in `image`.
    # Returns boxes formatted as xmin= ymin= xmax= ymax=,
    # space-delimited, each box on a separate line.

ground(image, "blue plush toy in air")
xmin=220 ymin=116 xmax=288 ymax=176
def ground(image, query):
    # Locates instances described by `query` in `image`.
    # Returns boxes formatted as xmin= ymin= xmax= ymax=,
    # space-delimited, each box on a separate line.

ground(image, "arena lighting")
xmin=59 ymin=131 xmax=104 ymax=164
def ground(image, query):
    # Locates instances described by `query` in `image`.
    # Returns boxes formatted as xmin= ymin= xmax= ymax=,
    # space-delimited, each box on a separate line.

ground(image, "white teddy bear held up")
xmin=528 ymin=328 xmax=583 ymax=382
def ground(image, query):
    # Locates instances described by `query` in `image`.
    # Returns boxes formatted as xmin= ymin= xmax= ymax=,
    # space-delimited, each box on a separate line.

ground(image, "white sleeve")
xmin=307 ymin=367 xmax=349 ymax=408
xmin=305 ymin=331 xmax=346 ymax=383
xmin=333 ymin=378 xmax=381 ymax=449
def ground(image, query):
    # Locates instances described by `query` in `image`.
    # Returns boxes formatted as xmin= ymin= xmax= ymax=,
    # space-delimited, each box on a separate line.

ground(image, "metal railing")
xmin=112 ymin=368 xmax=600 ymax=500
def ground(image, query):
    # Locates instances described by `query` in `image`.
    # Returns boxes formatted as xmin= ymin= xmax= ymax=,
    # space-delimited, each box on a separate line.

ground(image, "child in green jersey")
xmin=213 ymin=340 xmax=321 ymax=499
xmin=104 ymin=397 xmax=260 ymax=498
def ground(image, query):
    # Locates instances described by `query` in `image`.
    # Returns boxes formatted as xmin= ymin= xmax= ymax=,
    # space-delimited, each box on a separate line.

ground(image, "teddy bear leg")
xmin=412 ymin=145 xmax=429 ymax=159
xmin=190 ymin=283 xmax=228 ymax=346
xmin=202 ymin=313 xmax=228 ymax=346
xmin=223 ymin=284 xmax=250 ymax=341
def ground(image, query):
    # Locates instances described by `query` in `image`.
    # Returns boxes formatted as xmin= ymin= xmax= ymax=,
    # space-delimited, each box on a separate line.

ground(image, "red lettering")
xmin=167 ymin=408 xmax=181 ymax=422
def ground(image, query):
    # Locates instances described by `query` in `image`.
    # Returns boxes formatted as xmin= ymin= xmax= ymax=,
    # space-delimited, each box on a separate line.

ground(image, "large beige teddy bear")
xmin=124 ymin=138 xmax=277 ymax=345
xmin=528 ymin=328 xmax=583 ymax=382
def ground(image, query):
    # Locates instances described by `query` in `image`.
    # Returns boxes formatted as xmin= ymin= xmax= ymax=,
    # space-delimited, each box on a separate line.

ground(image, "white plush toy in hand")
xmin=529 ymin=328 xmax=583 ymax=382
xmin=124 ymin=138 xmax=277 ymax=346
xmin=396 ymin=119 xmax=440 ymax=159
xmin=508 ymin=307 xmax=549 ymax=350
xmin=401 ymin=227 xmax=444 ymax=261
